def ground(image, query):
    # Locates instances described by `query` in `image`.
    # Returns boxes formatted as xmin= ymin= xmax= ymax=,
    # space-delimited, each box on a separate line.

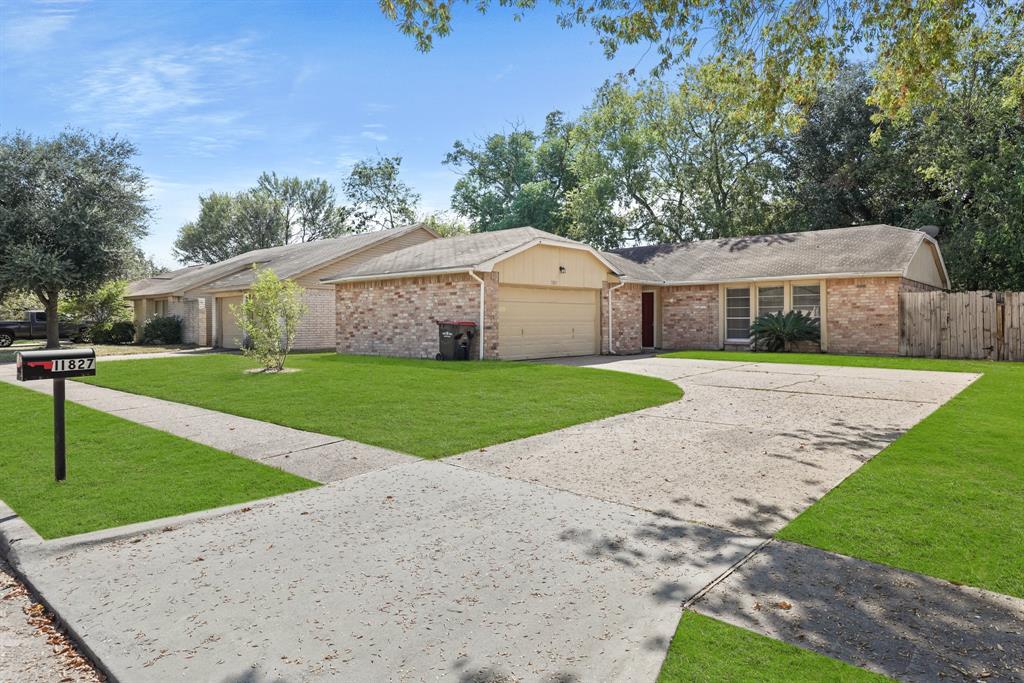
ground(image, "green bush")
xmin=91 ymin=320 xmax=136 ymax=344
xmin=140 ymin=315 xmax=182 ymax=345
xmin=750 ymin=311 xmax=820 ymax=352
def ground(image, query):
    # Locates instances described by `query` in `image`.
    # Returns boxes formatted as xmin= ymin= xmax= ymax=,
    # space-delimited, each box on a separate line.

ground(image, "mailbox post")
xmin=16 ymin=348 xmax=96 ymax=481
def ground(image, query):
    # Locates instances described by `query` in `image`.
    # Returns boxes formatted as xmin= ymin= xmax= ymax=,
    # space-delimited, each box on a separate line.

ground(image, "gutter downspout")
xmin=607 ymin=281 xmax=625 ymax=355
xmin=468 ymin=271 xmax=486 ymax=360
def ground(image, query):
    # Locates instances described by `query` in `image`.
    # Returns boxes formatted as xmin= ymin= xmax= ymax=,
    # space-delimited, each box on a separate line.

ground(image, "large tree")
xmin=907 ymin=24 xmax=1024 ymax=290
xmin=776 ymin=64 xmax=931 ymax=231
xmin=381 ymin=0 xmax=1019 ymax=127
xmin=0 ymin=130 xmax=148 ymax=348
xmin=174 ymin=176 xmax=348 ymax=264
xmin=343 ymin=156 xmax=420 ymax=231
xmin=445 ymin=112 xmax=578 ymax=236
xmin=256 ymin=172 xmax=349 ymax=243
xmin=569 ymin=68 xmax=783 ymax=245
xmin=174 ymin=191 xmax=284 ymax=264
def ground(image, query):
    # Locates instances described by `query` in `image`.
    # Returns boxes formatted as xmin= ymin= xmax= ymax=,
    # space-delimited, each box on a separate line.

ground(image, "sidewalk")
xmin=0 ymin=365 xmax=415 ymax=484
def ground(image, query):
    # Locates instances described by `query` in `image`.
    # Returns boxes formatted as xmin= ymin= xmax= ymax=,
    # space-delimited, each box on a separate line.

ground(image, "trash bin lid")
xmin=437 ymin=320 xmax=477 ymax=326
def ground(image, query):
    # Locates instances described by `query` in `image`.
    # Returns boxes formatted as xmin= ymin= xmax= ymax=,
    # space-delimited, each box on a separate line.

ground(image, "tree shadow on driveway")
xmin=693 ymin=540 xmax=1024 ymax=682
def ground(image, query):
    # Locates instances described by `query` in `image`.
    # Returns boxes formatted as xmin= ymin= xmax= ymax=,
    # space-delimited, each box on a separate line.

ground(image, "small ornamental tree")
xmin=234 ymin=267 xmax=308 ymax=372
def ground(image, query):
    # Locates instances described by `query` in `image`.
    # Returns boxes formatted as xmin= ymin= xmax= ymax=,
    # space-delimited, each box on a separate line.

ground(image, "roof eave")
xmin=652 ymin=271 xmax=906 ymax=286
xmin=323 ymin=266 xmax=476 ymax=284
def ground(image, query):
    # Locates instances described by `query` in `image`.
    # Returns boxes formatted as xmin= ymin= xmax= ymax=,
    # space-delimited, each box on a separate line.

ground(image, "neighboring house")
xmin=323 ymin=224 xmax=948 ymax=360
xmin=126 ymin=224 xmax=438 ymax=349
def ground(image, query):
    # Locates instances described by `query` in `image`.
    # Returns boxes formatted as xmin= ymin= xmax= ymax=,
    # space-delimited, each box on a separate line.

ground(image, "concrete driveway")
xmin=452 ymin=356 xmax=977 ymax=535
xmin=2 ymin=357 xmax=976 ymax=682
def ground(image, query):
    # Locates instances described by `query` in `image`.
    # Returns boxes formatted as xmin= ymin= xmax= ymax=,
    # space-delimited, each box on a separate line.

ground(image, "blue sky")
xmin=1 ymin=0 xmax=649 ymax=266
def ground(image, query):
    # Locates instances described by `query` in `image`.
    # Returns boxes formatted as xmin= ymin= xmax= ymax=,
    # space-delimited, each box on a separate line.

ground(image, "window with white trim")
xmin=791 ymin=284 xmax=821 ymax=319
xmin=725 ymin=287 xmax=751 ymax=341
xmin=757 ymin=286 xmax=785 ymax=315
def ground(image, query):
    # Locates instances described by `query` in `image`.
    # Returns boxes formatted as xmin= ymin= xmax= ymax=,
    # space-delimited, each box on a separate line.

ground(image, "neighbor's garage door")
xmin=499 ymin=286 xmax=600 ymax=360
xmin=218 ymin=296 xmax=244 ymax=349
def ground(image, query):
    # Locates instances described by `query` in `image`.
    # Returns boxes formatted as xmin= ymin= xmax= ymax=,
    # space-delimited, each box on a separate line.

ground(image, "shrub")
xmin=140 ymin=315 xmax=183 ymax=345
xmin=235 ymin=267 xmax=308 ymax=372
xmin=59 ymin=280 xmax=133 ymax=326
xmin=750 ymin=311 xmax=820 ymax=352
xmin=91 ymin=320 xmax=136 ymax=344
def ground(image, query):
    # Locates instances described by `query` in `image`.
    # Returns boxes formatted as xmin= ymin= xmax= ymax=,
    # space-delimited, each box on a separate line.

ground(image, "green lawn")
xmin=658 ymin=612 xmax=889 ymax=682
xmin=0 ymin=381 xmax=316 ymax=539
xmin=660 ymin=350 xmax=1024 ymax=598
xmin=80 ymin=353 xmax=682 ymax=458
xmin=0 ymin=341 xmax=197 ymax=364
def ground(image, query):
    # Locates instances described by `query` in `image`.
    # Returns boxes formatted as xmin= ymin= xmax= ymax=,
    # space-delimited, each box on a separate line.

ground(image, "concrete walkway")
xmin=695 ymin=540 xmax=1024 ymax=682
xmin=0 ymin=363 xmax=415 ymax=483
xmin=3 ymin=354 xmax=1009 ymax=682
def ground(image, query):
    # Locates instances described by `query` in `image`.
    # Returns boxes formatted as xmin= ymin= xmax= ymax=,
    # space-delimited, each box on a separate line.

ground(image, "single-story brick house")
xmin=125 ymin=223 xmax=437 ymax=348
xmin=323 ymin=224 xmax=948 ymax=359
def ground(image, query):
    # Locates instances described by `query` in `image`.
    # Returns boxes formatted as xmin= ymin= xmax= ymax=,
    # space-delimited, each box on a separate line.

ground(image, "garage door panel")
xmin=499 ymin=286 xmax=599 ymax=360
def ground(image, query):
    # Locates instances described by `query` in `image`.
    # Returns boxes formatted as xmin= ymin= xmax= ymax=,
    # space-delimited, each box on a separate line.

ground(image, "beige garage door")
xmin=499 ymin=286 xmax=599 ymax=360
xmin=218 ymin=296 xmax=244 ymax=349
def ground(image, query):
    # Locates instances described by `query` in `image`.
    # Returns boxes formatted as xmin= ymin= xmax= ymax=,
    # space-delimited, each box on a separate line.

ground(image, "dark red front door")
xmin=641 ymin=292 xmax=655 ymax=347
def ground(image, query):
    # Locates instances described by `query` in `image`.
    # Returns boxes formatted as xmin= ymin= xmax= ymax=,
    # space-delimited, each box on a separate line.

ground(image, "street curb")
xmin=0 ymin=500 xmax=119 ymax=683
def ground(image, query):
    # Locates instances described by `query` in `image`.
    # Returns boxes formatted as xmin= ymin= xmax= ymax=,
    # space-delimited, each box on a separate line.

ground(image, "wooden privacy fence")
xmin=900 ymin=290 xmax=1024 ymax=361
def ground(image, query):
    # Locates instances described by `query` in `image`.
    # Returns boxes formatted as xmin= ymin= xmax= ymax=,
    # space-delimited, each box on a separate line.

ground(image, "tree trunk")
xmin=44 ymin=290 xmax=60 ymax=349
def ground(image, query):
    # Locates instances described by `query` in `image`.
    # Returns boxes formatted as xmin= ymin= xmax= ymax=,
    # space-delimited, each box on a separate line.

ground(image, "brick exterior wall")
xmin=335 ymin=272 xmax=499 ymax=359
xmin=601 ymin=283 xmax=643 ymax=354
xmin=661 ymin=285 xmax=720 ymax=350
xmin=293 ymin=288 xmax=336 ymax=350
xmin=826 ymin=277 xmax=904 ymax=355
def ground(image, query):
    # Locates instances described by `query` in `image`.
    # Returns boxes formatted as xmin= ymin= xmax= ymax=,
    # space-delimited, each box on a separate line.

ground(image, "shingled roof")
xmin=605 ymin=225 xmax=940 ymax=284
xmin=322 ymin=227 xmax=617 ymax=282
xmin=127 ymin=224 xmax=433 ymax=298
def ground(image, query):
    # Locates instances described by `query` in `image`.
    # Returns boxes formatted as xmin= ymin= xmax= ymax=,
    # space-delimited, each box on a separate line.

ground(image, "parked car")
xmin=0 ymin=311 xmax=89 ymax=347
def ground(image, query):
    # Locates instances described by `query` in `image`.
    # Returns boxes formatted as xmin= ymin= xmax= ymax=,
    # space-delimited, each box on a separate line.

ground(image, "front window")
xmin=757 ymin=286 xmax=785 ymax=316
xmin=726 ymin=287 xmax=751 ymax=341
xmin=792 ymin=284 xmax=821 ymax=319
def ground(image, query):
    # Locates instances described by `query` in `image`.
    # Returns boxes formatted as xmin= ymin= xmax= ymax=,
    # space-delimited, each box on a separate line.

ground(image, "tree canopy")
xmin=0 ymin=130 xmax=149 ymax=346
xmin=343 ymin=156 xmax=420 ymax=231
xmin=380 ymin=0 xmax=1021 ymax=128
xmin=445 ymin=112 xmax=577 ymax=237
xmin=175 ymin=157 xmax=421 ymax=264
xmin=441 ymin=20 xmax=1023 ymax=290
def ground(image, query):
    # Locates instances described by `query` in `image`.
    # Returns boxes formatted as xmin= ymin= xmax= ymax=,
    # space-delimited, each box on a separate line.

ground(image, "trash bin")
xmin=436 ymin=320 xmax=477 ymax=360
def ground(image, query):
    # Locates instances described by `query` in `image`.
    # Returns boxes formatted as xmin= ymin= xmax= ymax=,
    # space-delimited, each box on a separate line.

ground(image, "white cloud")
xmin=73 ymin=38 xmax=256 ymax=120
xmin=69 ymin=37 xmax=265 ymax=153
xmin=360 ymin=130 xmax=388 ymax=142
xmin=2 ymin=1 xmax=82 ymax=52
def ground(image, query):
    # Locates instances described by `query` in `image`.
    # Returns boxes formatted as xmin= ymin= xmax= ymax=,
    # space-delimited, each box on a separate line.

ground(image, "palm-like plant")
xmin=750 ymin=311 xmax=820 ymax=352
